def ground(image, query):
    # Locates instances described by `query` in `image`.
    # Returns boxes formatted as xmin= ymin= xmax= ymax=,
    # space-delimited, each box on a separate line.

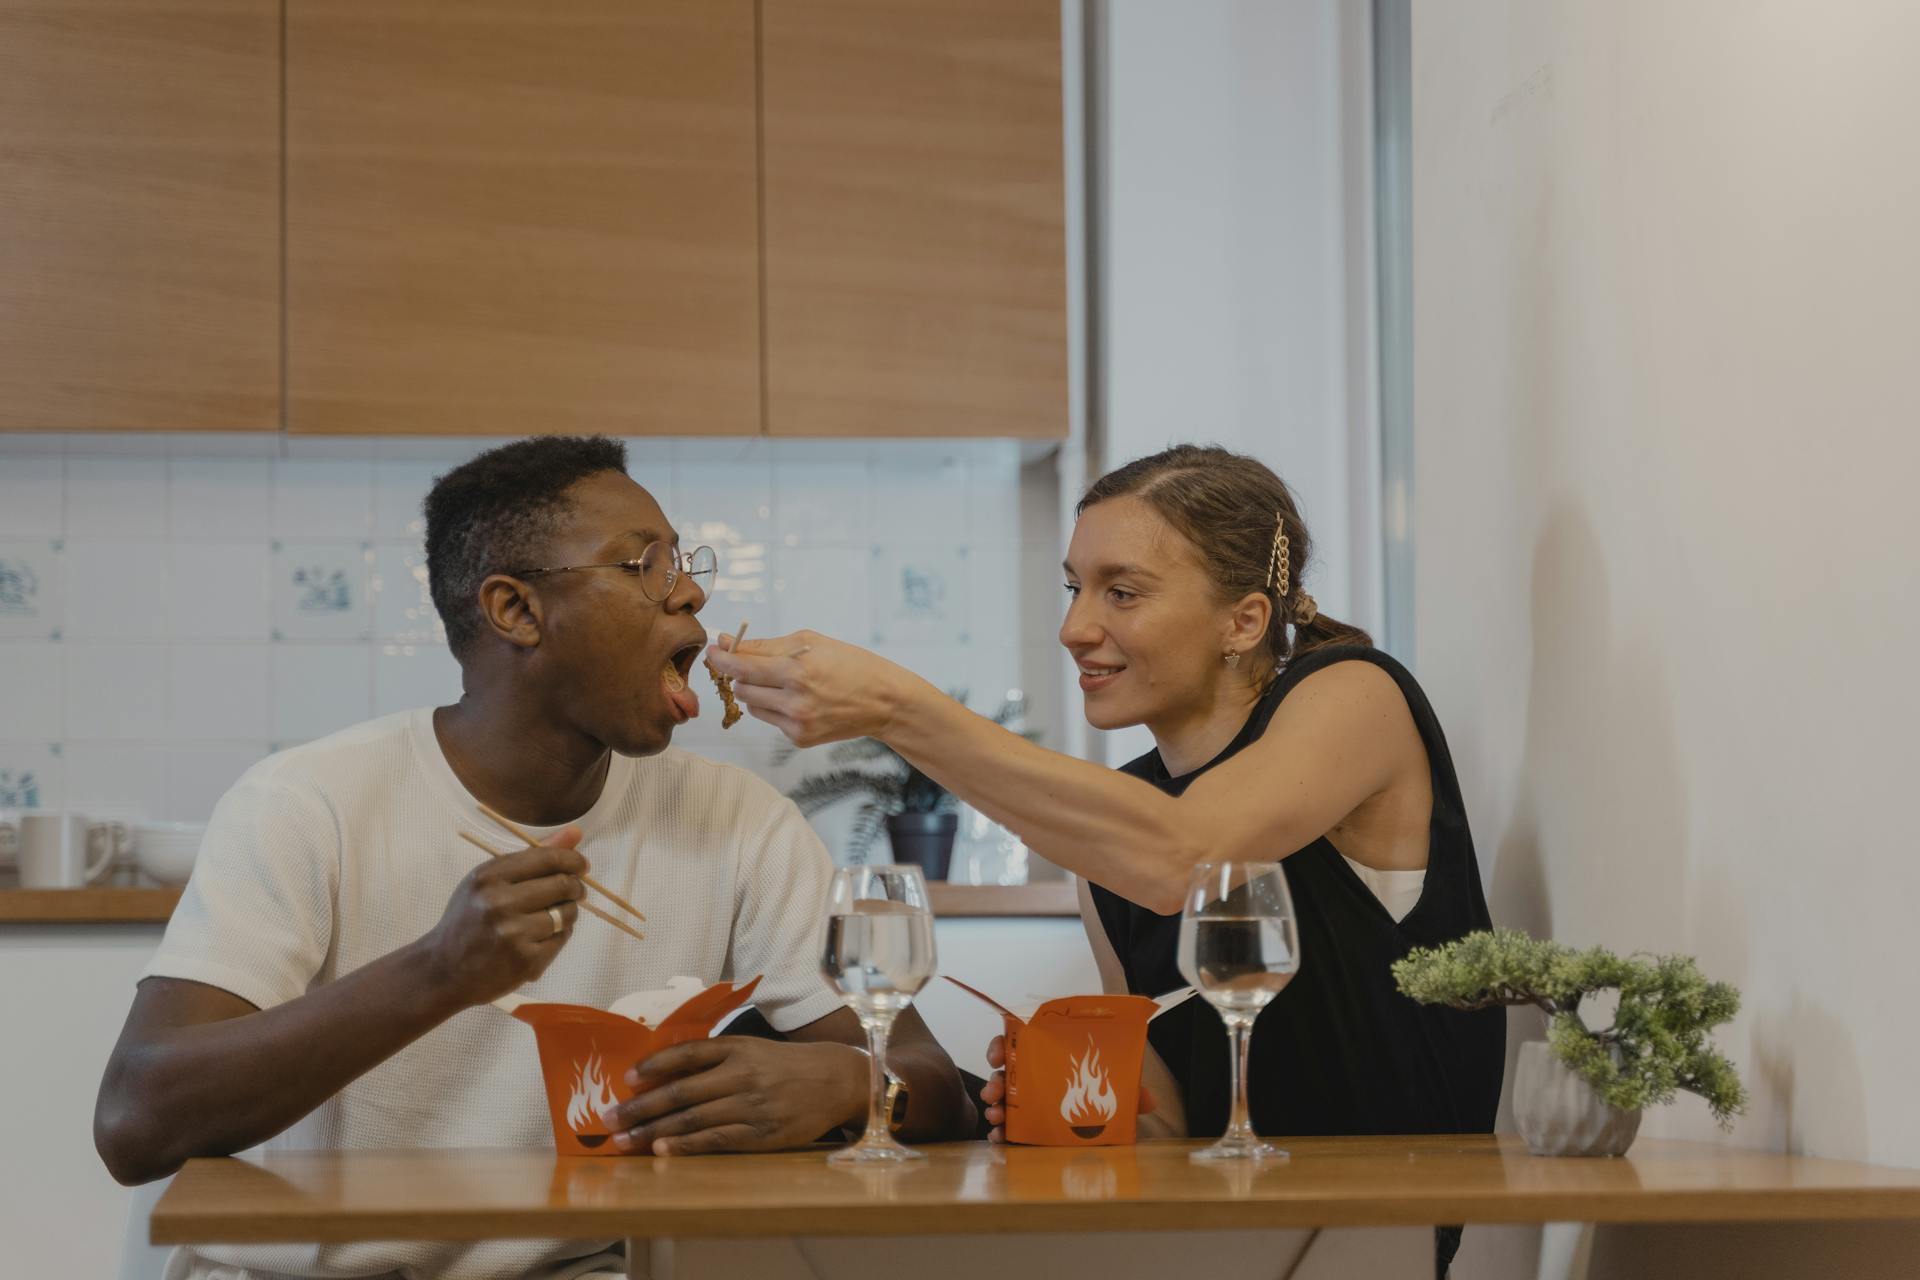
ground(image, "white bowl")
xmin=134 ymin=822 xmax=207 ymax=886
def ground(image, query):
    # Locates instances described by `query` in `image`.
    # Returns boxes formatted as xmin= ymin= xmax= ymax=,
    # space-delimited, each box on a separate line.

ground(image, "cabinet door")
xmin=0 ymin=0 xmax=280 ymax=432
xmin=761 ymin=0 xmax=1067 ymax=439
xmin=287 ymin=1 xmax=760 ymax=436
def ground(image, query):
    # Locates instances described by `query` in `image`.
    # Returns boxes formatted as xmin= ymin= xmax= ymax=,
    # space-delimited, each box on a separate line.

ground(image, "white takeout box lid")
xmin=491 ymin=975 xmax=711 ymax=1027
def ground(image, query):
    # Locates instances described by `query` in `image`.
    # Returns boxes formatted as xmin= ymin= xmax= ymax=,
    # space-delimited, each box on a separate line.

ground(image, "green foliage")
xmin=778 ymin=692 xmax=1039 ymax=862
xmin=1391 ymin=928 xmax=1748 ymax=1128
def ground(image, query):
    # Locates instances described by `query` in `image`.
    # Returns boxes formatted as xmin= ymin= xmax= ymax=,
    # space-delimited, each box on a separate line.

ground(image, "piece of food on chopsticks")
xmin=705 ymin=622 xmax=747 ymax=729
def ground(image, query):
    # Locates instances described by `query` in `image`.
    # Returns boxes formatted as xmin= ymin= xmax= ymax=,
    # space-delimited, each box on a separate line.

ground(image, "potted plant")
xmin=1392 ymin=929 xmax=1747 ymax=1156
xmin=780 ymin=693 xmax=1038 ymax=879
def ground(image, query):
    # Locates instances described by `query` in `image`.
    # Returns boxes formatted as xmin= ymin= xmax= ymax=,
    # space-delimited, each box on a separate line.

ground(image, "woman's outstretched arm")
xmin=708 ymin=632 xmax=1414 ymax=913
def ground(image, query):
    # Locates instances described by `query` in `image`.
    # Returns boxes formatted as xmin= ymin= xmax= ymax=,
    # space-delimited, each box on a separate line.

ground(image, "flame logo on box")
xmin=1059 ymin=1037 xmax=1118 ymax=1139
xmin=565 ymin=1048 xmax=619 ymax=1148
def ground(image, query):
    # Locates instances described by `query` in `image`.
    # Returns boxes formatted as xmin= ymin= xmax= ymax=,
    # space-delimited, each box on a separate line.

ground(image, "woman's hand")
xmin=703 ymin=629 xmax=918 ymax=748
xmin=979 ymin=1034 xmax=1158 ymax=1144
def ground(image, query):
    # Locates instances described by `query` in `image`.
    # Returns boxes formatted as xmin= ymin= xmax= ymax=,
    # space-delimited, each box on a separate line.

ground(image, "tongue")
xmin=663 ymin=663 xmax=700 ymax=720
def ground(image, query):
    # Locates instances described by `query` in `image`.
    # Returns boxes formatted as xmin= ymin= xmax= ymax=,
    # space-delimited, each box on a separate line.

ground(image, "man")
xmin=95 ymin=436 xmax=973 ymax=1279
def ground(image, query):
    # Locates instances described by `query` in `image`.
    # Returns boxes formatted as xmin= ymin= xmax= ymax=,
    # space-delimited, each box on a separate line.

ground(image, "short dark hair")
xmin=424 ymin=435 xmax=629 ymax=657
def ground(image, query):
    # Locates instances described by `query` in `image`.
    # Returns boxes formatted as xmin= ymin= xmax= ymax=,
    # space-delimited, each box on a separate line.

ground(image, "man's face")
xmin=523 ymin=470 xmax=709 ymax=756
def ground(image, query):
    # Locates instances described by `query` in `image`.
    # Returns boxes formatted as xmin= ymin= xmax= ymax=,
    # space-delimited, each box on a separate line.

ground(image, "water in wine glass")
xmin=1179 ymin=915 xmax=1298 ymax=1014
xmin=822 ymin=901 xmax=936 ymax=1016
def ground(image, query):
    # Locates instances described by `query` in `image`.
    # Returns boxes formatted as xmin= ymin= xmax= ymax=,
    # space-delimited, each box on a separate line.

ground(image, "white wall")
xmin=1088 ymin=0 xmax=1381 ymax=764
xmin=0 ymin=924 xmax=166 ymax=1276
xmin=1414 ymin=1 xmax=1920 ymax=1273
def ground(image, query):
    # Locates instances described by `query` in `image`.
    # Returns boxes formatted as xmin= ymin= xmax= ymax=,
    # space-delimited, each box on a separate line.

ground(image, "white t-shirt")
xmin=144 ymin=709 xmax=843 ymax=1280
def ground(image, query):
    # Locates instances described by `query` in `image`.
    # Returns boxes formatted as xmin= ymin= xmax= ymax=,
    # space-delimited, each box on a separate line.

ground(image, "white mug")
xmin=11 ymin=813 xmax=130 ymax=889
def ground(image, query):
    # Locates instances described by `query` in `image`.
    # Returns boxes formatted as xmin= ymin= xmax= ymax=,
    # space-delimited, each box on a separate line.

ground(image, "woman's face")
xmin=1060 ymin=496 xmax=1233 ymax=732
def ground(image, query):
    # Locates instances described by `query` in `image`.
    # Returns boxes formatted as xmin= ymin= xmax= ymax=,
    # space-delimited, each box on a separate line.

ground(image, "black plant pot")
xmin=884 ymin=812 xmax=958 ymax=881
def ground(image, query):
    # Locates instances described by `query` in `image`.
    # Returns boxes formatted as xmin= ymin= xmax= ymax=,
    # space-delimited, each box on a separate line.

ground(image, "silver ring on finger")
xmin=547 ymin=904 xmax=566 ymax=938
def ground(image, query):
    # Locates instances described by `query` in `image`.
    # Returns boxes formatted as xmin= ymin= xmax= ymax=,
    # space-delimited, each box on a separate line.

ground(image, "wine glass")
xmin=1176 ymin=860 xmax=1300 ymax=1162
xmin=821 ymin=863 xmax=937 ymax=1164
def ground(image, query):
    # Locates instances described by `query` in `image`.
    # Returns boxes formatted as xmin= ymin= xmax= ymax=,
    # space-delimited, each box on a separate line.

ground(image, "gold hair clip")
xmin=1268 ymin=513 xmax=1290 ymax=598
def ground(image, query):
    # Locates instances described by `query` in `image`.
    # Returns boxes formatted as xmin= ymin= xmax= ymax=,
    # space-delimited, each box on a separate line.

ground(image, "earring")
xmin=1223 ymin=650 xmax=1242 ymax=670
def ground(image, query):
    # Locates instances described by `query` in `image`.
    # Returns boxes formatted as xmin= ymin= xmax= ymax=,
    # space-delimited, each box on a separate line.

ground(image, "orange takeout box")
xmin=499 ymin=976 xmax=761 ymax=1156
xmin=947 ymin=977 xmax=1159 ymax=1146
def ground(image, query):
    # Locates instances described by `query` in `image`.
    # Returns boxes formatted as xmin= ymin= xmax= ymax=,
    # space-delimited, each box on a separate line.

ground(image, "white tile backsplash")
xmin=63 ymin=539 xmax=171 ymax=642
xmin=0 ymin=742 xmax=63 ymax=809
xmin=870 ymin=455 xmax=968 ymax=542
xmin=967 ymin=448 xmax=1024 ymax=547
xmin=0 ymin=539 xmax=63 ymax=640
xmin=271 ymin=644 xmax=373 ymax=742
xmin=273 ymin=458 xmax=373 ymax=538
xmin=273 ymin=540 xmax=373 ymax=641
xmin=65 ymin=643 xmax=169 ymax=740
xmin=0 ymin=641 xmax=64 ymax=741
xmin=372 ymin=460 xmax=439 ymax=543
xmin=169 ymin=644 xmax=271 ymax=741
xmin=168 ymin=541 xmax=271 ymax=642
xmin=164 ymin=743 xmax=269 ymax=823
xmin=373 ymin=643 xmax=462 ymax=717
xmin=871 ymin=544 xmax=969 ymax=646
xmin=0 ymin=456 xmax=64 ymax=536
xmin=371 ymin=543 xmax=444 ymax=643
xmin=967 ymin=543 xmax=1022 ymax=655
xmin=65 ymin=457 xmax=168 ymax=537
xmin=60 ymin=742 xmax=169 ymax=821
xmin=674 ymin=457 xmax=773 ymax=553
xmin=778 ymin=546 xmax=874 ymax=643
xmin=169 ymin=457 xmax=272 ymax=538
xmin=5 ymin=435 xmax=1058 ymax=858
xmin=775 ymin=461 xmax=871 ymax=546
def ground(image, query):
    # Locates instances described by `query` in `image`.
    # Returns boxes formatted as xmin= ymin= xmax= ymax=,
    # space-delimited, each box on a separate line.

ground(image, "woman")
xmin=709 ymin=444 xmax=1504 ymax=1149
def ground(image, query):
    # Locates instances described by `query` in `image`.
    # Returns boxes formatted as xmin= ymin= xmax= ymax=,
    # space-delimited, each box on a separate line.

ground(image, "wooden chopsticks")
xmin=455 ymin=831 xmax=646 ymax=944
xmin=450 ymin=801 xmax=649 ymax=945
xmin=477 ymin=802 xmax=648 ymax=925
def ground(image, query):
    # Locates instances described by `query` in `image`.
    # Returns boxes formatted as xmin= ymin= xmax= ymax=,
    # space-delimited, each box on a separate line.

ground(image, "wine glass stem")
xmin=1225 ymin=1015 xmax=1256 ymax=1141
xmin=860 ymin=1012 xmax=897 ymax=1142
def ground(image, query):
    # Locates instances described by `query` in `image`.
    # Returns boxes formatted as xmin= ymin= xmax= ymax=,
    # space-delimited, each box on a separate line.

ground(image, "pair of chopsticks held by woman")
xmin=94 ymin=435 xmax=1502 ymax=1280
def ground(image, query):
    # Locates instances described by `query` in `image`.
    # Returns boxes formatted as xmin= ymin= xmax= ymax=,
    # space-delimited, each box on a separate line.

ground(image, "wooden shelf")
xmin=929 ymin=882 xmax=1077 ymax=918
xmin=0 ymin=887 xmax=182 ymax=924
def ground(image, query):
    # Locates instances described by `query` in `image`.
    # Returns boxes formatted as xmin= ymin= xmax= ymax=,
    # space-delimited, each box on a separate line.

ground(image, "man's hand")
xmin=601 ymin=1036 xmax=867 ymax=1156
xmin=420 ymin=826 xmax=588 ymax=1007
xmin=979 ymin=1033 xmax=1159 ymax=1144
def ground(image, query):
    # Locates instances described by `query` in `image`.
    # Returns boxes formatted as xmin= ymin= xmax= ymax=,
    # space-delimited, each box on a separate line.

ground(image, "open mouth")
xmin=1077 ymin=661 xmax=1126 ymax=693
xmin=662 ymin=640 xmax=704 ymax=723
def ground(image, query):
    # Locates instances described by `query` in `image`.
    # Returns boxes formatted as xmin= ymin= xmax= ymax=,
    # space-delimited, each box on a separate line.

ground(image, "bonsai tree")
xmin=1391 ymin=928 xmax=1748 ymax=1128
xmin=779 ymin=692 xmax=1038 ymax=863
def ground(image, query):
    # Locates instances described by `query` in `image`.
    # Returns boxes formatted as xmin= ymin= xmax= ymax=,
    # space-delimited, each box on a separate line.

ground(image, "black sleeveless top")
xmin=1090 ymin=645 xmax=1505 ymax=1139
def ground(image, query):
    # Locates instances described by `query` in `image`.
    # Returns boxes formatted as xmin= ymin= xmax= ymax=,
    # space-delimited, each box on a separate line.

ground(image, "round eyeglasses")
xmin=508 ymin=543 xmax=716 ymax=603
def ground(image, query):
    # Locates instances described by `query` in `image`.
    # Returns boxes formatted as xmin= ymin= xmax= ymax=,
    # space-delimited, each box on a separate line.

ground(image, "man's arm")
xmin=94 ymin=837 xmax=589 ymax=1185
xmin=599 ymin=1004 xmax=976 ymax=1156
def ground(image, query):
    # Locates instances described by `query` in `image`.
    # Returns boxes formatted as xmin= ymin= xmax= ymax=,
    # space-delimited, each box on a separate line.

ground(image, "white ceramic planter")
xmin=1513 ymin=1039 xmax=1642 ymax=1156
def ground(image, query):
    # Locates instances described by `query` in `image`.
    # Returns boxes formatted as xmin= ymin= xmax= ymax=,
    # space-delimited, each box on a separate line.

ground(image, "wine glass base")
xmin=827 ymin=1137 xmax=927 ymax=1166
xmin=1190 ymin=1137 xmax=1290 ymax=1163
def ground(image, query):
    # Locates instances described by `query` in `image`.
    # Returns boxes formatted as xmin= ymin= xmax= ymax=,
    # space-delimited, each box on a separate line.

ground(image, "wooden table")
xmin=150 ymin=1136 xmax=1920 ymax=1277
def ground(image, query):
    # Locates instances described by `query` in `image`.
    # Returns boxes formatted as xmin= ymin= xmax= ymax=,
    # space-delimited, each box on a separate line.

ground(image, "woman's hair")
xmin=1076 ymin=444 xmax=1371 ymax=675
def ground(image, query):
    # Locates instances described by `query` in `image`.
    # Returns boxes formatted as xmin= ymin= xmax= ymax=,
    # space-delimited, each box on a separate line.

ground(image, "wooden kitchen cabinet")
xmin=285 ymin=1 xmax=761 ymax=436
xmin=0 ymin=0 xmax=281 ymax=432
xmin=760 ymin=0 xmax=1068 ymax=439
